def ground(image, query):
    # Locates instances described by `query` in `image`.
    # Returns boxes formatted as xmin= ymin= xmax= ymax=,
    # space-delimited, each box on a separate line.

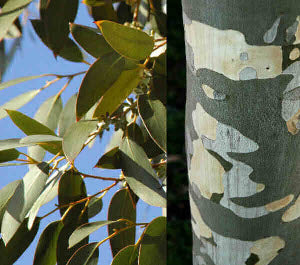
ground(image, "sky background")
xmin=0 ymin=1 xmax=161 ymax=264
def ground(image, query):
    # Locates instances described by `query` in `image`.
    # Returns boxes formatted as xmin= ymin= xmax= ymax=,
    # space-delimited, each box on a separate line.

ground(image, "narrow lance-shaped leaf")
xmin=93 ymin=67 xmax=143 ymax=119
xmin=87 ymin=196 xmax=103 ymax=219
xmin=95 ymin=20 xmax=154 ymax=61
xmin=0 ymin=138 xmax=34 ymax=151
xmin=33 ymin=221 xmax=64 ymax=265
xmin=66 ymin=242 xmax=99 ymax=265
xmin=0 ymin=89 xmax=41 ymax=120
xmin=111 ymin=245 xmax=139 ymax=265
xmin=69 ymin=220 xmax=118 ymax=248
xmin=70 ymin=23 xmax=114 ymax=58
xmin=76 ymin=52 xmax=124 ymax=120
xmin=1 ymin=162 xmax=49 ymax=244
xmin=0 ymin=149 xmax=19 ymax=163
xmin=95 ymin=146 xmax=121 ymax=169
xmin=108 ymin=189 xmax=137 ymax=257
xmin=62 ymin=120 xmax=98 ymax=163
xmin=119 ymin=124 xmax=166 ymax=207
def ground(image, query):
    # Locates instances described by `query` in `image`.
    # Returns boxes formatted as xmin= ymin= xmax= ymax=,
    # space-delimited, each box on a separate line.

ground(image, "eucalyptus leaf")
xmin=95 ymin=146 xmax=121 ymax=169
xmin=0 ymin=149 xmax=19 ymax=163
xmin=88 ymin=2 xmax=118 ymax=22
xmin=111 ymin=245 xmax=139 ymax=265
xmin=96 ymin=20 xmax=154 ymax=60
xmin=87 ymin=196 xmax=103 ymax=219
xmin=66 ymin=242 xmax=99 ymax=265
xmin=58 ymin=94 xmax=77 ymax=137
xmin=21 ymin=135 xmax=62 ymax=144
xmin=0 ymin=138 xmax=33 ymax=151
xmin=0 ymin=89 xmax=41 ymax=120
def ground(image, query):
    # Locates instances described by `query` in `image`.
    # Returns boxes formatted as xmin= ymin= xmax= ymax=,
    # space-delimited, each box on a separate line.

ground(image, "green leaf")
xmin=83 ymin=0 xmax=121 ymax=7
xmin=93 ymin=67 xmax=143 ymax=119
xmin=70 ymin=23 xmax=113 ymax=58
xmin=0 ymin=138 xmax=33 ymax=151
xmin=95 ymin=146 xmax=121 ymax=169
xmin=1 ymin=162 xmax=49 ymax=244
xmin=119 ymin=124 xmax=166 ymax=207
xmin=0 ymin=0 xmax=32 ymax=41
xmin=69 ymin=220 xmax=117 ymax=248
xmin=87 ymin=196 xmax=103 ymax=219
xmin=43 ymin=0 xmax=79 ymax=54
xmin=0 ymin=180 xmax=21 ymax=227
xmin=88 ymin=2 xmax=118 ymax=22
xmin=21 ymin=135 xmax=62 ymax=144
xmin=28 ymin=95 xmax=63 ymax=165
xmin=96 ymin=20 xmax=154 ymax=61
xmin=6 ymin=109 xmax=62 ymax=155
xmin=28 ymin=163 xmax=69 ymax=230
xmin=58 ymin=94 xmax=77 ymax=137
xmin=108 ymin=189 xmax=137 ymax=257
xmin=57 ymin=170 xmax=88 ymax=265
xmin=111 ymin=245 xmax=139 ymax=265
xmin=0 ymin=218 xmax=40 ymax=265
xmin=62 ymin=120 xmax=98 ymax=163
xmin=33 ymin=221 xmax=64 ymax=265
xmin=138 ymin=94 xmax=166 ymax=151
xmin=0 ymin=74 xmax=49 ymax=91
xmin=0 ymin=149 xmax=19 ymax=163
xmin=138 ymin=217 xmax=166 ymax=265
xmin=31 ymin=19 xmax=83 ymax=63
xmin=76 ymin=52 xmax=124 ymax=120
xmin=150 ymin=10 xmax=167 ymax=37
xmin=0 ymin=89 xmax=41 ymax=120
xmin=152 ymin=52 xmax=166 ymax=76
xmin=66 ymin=242 xmax=99 ymax=265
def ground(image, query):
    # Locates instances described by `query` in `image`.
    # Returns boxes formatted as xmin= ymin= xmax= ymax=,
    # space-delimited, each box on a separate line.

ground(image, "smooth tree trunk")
xmin=182 ymin=1 xmax=300 ymax=264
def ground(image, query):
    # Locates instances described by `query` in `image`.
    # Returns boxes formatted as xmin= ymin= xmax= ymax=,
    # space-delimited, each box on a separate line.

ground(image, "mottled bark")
xmin=182 ymin=1 xmax=300 ymax=264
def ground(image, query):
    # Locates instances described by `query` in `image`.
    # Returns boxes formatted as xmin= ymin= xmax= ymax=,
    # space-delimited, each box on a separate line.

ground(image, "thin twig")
xmin=80 ymin=172 xmax=120 ymax=182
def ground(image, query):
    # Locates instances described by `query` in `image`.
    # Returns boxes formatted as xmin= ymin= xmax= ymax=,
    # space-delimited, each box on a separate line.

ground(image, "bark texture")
xmin=182 ymin=1 xmax=300 ymax=264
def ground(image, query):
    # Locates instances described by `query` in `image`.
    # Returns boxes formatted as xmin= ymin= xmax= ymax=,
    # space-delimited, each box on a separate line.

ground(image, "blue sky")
xmin=0 ymin=2 xmax=161 ymax=264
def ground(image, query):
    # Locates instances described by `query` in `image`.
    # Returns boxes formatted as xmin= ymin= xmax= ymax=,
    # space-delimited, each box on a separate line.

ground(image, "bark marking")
xmin=265 ymin=194 xmax=294 ymax=212
xmin=289 ymin=48 xmax=300 ymax=60
xmin=286 ymin=109 xmax=300 ymax=135
xmin=282 ymin=195 xmax=300 ymax=222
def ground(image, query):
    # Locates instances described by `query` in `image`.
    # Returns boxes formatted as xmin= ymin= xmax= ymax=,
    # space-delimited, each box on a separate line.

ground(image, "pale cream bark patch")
xmin=286 ymin=109 xmax=300 ymax=135
xmin=190 ymin=103 xmax=224 ymax=199
xmin=289 ymin=48 xmax=300 ymax=60
xmin=294 ymin=16 xmax=300 ymax=45
xmin=282 ymin=195 xmax=300 ymax=222
xmin=202 ymin=84 xmax=215 ymax=99
xmin=265 ymin=194 xmax=294 ymax=212
xmin=190 ymin=195 xmax=212 ymax=239
xmin=250 ymin=237 xmax=285 ymax=265
xmin=184 ymin=21 xmax=283 ymax=80
xmin=256 ymin=183 xmax=266 ymax=192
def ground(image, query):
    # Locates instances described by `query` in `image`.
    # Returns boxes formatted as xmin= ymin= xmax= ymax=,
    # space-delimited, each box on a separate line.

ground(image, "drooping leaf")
xmin=0 ymin=218 xmax=40 ymax=265
xmin=96 ymin=20 xmax=154 ymax=61
xmin=1 ymin=162 xmax=49 ymax=244
xmin=69 ymin=220 xmax=118 ymax=248
xmin=62 ymin=120 xmax=98 ymax=163
xmin=70 ymin=23 xmax=113 ymax=58
xmin=0 ymin=89 xmax=41 ymax=120
xmin=95 ymin=146 xmax=121 ymax=169
xmin=119 ymin=124 xmax=166 ymax=207
xmin=43 ymin=0 xmax=79 ymax=54
xmin=111 ymin=245 xmax=139 ymax=265
xmin=93 ymin=67 xmax=143 ymax=119
xmin=0 ymin=138 xmax=33 ymax=151
xmin=66 ymin=242 xmax=99 ymax=265
xmin=58 ymin=93 xmax=77 ymax=137
xmin=138 ymin=217 xmax=166 ymax=265
xmin=150 ymin=9 xmax=167 ymax=37
xmin=33 ymin=221 xmax=64 ymax=265
xmin=0 ymin=0 xmax=32 ymax=41
xmin=105 ymin=129 xmax=123 ymax=152
xmin=76 ymin=53 xmax=124 ymax=120
xmin=28 ymin=163 xmax=69 ymax=230
xmin=6 ymin=109 xmax=62 ymax=155
xmin=88 ymin=2 xmax=118 ymax=22
xmin=31 ymin=19 xmax=83 ymax=62
xmin=0 ymin=74 xmax=49 ymax=91
xmin=138 ymin=94 xmax=166 ymax=151
xmin=0 ymin=180 xmax=21 ymax=227
xmin=108 ymin=189 xmax=137 ymax=257
xmin=57 ymin=170 xmax=88 ymax=265
xmin=152 ymin=52 xmax=166 ymax=76
xmin=87 ymin=196 xmax=103 ymax=219
xmin=0 ymin=149 xmax=19 ymax=163
xmin=21 ymin=135 xmax=62 ymax=144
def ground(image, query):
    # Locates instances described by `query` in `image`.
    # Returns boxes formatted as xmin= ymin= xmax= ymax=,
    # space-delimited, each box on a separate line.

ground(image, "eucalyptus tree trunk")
xmin=182 ymin=1 xmax=300 ymax=264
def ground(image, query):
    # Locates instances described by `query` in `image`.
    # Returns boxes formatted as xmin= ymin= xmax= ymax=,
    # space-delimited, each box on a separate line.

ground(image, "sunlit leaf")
xmin=0 ymin=218 xmax=40 ymax=265
xmin=33 ymin=221 xmax=64 ymax=265
xmin=0 ymin=89 xmax=41 ymax=120
xmin=119 ymin=124 xmax=166 ymax=207
xmin=93 ymin=67 xmax=143 ymax=119
xmin=95 ymin=146 xmax=121 ymax=169
xmin=0 ymin=149 xmax=19 ymax=163
xmin=0 ymin=138 xmax=33 ymax=151
xmin=76 ymin=52 xmax=124 ymax=120
xmin=108 ymin=189 xmax=137 ymax=257
xmin=62 ymin=120 xmax=98 ymax=163
xmin=66 ymin=242 xmax=99 ymax=265
xmin=21 ymin=135 xmax=62 ymax=144
xmin=138 ymin=94 xmax=166 ymax=151
xmin=96 ymin=20 xmax=154 ymax=60
xmin=111 ymin=245 xmax=139 ymax=265
xmin=1 ymin=162 xmax=49 ymax=244
xmin=138 ymin=217 xmax=166 ymax=265
xmin=70 ymin=23 xmax=113 ymax=58
xmin=88 ymin=2 xmax=118 ymax=22
xmin=69 ymin=220 xmax=117 ymax=248
xmin=58 ymin=94 xmax=77 ymax=137
xmin=0 ymin=0 xmax=32 ymax=41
